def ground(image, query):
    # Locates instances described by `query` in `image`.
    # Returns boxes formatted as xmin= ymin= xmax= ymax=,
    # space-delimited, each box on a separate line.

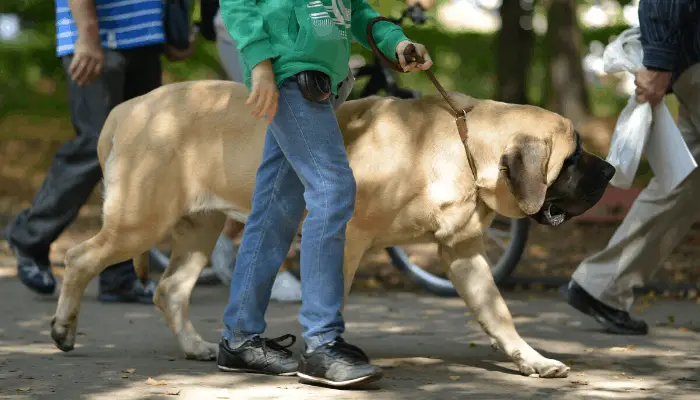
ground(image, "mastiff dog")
xmin=50 ymin=80 xmax=614 ymax=378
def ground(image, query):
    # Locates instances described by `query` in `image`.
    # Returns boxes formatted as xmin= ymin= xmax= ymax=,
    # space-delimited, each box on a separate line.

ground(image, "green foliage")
xmin=0 ymin=0 xmax=630 ymax=121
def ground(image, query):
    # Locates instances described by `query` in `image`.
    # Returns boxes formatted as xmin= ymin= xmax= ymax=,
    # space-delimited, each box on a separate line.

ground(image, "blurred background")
xmin=4 ymin=0 xmax=694 ymax=291
xmin=0 ymin=0 xmax=657 ymax=207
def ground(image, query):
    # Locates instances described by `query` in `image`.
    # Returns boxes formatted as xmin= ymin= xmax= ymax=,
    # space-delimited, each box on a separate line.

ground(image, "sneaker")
xmin=217 ymin=334 xmax=299 ymax=376
xmin=566 ymin=280 xmax=648 ymax=335
xmin=298 ymin=337 xmax=383 ymax=388
xmin=98 ymin=279 xmax=157 ymax=304
xmin=270 ymin=270 xmax=302 ymax=302
xmin=7 ymin=240 xmax=56 ymax=295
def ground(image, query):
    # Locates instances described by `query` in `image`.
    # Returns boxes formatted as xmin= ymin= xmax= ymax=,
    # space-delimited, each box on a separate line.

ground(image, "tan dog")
xmin=50 ymin=80 xmax=614 ymax=378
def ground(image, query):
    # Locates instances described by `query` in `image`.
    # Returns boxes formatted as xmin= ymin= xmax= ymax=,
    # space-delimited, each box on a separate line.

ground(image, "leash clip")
xmin=456 ymin=109 xmax=468 ymax=122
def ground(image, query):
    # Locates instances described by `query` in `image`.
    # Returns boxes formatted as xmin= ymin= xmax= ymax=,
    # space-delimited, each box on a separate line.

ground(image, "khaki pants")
xmin=573 ymin=62 xmax=700 ymax=311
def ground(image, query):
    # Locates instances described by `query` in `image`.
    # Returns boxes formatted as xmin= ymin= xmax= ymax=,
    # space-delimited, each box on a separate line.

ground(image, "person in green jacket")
xmin=217 ymin=0 xmax=433 ymax=388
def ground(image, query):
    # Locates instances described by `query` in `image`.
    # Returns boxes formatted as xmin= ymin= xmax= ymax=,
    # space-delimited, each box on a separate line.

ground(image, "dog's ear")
xmin=499 ymin=135 xmax=549 ymax=215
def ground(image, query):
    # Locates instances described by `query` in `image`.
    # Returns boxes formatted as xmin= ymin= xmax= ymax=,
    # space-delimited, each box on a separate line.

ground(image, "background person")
xmin=3 ymin=0 xmax=194 ymax=302
xmin=566 ymin=0 xmax=700 ymax=335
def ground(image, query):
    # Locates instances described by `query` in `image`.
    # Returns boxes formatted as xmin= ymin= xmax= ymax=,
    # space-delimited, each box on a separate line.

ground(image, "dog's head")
xmin=499 ymin=131 xmax=615 ymax=226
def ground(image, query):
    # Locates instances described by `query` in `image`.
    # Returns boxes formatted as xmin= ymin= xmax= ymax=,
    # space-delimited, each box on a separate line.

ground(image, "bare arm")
xmin=67 ymin=0 xmax=104 ymax=86
xmin=69 ymin=0 xmax=99 ymax=43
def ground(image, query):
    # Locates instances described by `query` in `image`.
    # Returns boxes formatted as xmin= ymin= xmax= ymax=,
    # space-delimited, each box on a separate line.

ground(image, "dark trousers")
xmin=3 ymin=45 xmax=162 ymax=292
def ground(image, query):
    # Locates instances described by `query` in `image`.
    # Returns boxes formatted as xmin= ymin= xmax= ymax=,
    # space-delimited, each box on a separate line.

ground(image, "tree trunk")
xmin=496 ymin=0 xmax=536 ymax=104
xmin=543 ymin=0 xmax=591 ymax=126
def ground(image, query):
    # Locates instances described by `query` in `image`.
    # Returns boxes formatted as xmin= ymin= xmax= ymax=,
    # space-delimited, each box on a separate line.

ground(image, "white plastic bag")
xmin=602 ymin=28 xmax=697 ymax=192
xmin=606 ymin=96 xmax=652 ymax=189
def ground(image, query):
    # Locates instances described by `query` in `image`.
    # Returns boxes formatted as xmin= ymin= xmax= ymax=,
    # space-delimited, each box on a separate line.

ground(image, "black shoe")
xmin=8 ymin=241 xmax=56 ymax=295
xmin=567 ymin=280 xmax=648 ymax=335
xmin=298 ymin=337 xmax=383 ymax=388
xmin=217 ymin=334 xmax=299 ymax=376
xmin=98 ymin=279 xmax=157 ymax=304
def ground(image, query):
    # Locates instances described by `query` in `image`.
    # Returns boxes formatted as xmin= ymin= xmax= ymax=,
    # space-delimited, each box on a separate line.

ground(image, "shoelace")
xmin=255 ymin=334 xmax=297 ymax=358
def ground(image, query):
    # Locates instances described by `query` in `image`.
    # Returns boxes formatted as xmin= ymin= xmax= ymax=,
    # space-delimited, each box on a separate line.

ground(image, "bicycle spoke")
xmin=488 ymin=235 xmax=509 ymax=251
xmin=486 ymin=228 xmax=512 ymax=238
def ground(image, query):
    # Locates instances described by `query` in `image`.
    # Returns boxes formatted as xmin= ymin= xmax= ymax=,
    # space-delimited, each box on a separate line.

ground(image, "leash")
xmin=365 ymin=17 xmax=474 ymax=145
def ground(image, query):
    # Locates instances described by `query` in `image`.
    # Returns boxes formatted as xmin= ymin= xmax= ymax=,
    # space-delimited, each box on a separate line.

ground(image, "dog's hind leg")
xmin=51 ymin=225 xmax=165 ymax=352
xmin=439 ymin=240 xmax=570 ymax=378
xmin=154 ymin=211 xmax=226 ymax=361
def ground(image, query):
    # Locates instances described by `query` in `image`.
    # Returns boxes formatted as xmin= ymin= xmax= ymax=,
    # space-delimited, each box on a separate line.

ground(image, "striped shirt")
xmin=638 ymin=0 xmax=700 ymax=79
xmin=55 ymin=0 xmax=165 ymax=57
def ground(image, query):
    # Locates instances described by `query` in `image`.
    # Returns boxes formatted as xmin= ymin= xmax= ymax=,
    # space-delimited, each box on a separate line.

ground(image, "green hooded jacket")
xmin=220 ymin=0 xmax=410 ymax=94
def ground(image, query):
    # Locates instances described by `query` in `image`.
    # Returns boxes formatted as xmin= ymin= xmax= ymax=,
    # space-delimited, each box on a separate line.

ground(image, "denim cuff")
xmin=304 ymin=331 xmax=340 ymax=352
xmin=222 ymin=328 xmax=257 ymax=343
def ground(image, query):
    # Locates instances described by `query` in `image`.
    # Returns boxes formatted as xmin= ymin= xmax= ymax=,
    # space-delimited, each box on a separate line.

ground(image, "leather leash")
xmin=365 ymin=17 xmax=474 ymax=145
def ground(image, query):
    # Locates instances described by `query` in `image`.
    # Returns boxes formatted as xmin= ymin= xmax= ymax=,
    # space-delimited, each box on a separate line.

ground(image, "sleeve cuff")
xmin=642 ymin=45 xmax=676 ymax=71
xmin=377 ymin=27 xmax=410 ymax=63
xmin=240 ymin=38 xmax=279 ymax=69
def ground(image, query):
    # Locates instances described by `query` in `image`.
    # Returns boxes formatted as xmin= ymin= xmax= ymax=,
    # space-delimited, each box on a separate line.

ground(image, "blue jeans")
xmin=222 ymin=78 xmax=356 ymax=350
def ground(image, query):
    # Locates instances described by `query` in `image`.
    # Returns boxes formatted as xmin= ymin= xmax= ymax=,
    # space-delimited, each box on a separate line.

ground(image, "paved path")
xmin=0 ymin=271 xmax=698 ymax=399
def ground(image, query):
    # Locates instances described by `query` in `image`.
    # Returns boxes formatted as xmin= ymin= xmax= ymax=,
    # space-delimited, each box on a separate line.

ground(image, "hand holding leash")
xmin=396 ymin=40 xmax=433 ymax=72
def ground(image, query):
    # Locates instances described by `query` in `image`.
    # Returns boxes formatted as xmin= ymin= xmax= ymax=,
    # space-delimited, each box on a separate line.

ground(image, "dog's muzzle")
xmin=528 ymin=133 xmax=582 ymax=227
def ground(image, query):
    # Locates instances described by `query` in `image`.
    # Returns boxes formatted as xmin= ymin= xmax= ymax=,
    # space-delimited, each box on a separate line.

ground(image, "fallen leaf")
xmin=570 ymin=380 xmax=589 ymax=385
xmin=469 ymin=343 xmax=477 ymax=348
xmin=145 ymin=377 xmax=168 ymax=386
xmin=633 ymin=307 xmax=645 ymax=313
xmin=16 ymin=388 xmax=31 ymax=392
xmin=162 ymin=389 xmax=181 ymax=396
xmin=121 ymin=376 xmax=130 ymax=379
xmin=123 ymin=368 xmax=136 ymax=374
xmin=668 ymin=315 xmax=676 ymax=324
xmin=448 ymin=375 xmax=461 ymax=381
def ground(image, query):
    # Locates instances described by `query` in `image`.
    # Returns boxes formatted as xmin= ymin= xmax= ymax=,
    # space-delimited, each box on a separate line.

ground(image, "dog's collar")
xmin=562 ymin=133 xmax=582 ymax=167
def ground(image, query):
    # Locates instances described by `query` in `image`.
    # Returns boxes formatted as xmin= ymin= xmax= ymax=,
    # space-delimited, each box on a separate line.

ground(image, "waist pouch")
xmin=296 ymin=70 xmax=332 ymax=103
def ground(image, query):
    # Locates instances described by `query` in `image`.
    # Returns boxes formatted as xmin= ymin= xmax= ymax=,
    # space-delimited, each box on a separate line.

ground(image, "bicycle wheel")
xmin=386 ymin=216 xmax=530 ymax=297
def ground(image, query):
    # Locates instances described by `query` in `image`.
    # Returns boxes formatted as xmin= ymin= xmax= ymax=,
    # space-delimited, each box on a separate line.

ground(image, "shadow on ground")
xmin=0 ymin=271 xmax=698 ymax=399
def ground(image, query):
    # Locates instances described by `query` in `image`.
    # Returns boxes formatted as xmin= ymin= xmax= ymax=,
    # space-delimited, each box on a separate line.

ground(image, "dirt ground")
xmin=0 ymin=270 xmax=699 ymax=399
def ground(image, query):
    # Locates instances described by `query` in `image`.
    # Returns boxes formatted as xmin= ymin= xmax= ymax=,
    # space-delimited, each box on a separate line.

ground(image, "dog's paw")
xmin=184 ymin=340 xmax=219 ymax=361
xmin=512 ymin=350 xmax=569 ymax=378
xmin=50 ymin=316 xmax=77 ymax=352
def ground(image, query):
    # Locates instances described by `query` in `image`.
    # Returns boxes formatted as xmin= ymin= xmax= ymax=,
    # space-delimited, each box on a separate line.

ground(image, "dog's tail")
xmin=97 ymin=103 xmax=124 ymax=170
xmin=97 ymin=104 xmax=153 ymax=283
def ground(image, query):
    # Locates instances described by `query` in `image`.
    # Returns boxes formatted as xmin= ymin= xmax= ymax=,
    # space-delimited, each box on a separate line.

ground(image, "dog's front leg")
xmin=439 ymin=241 xmax=569 ymax=378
